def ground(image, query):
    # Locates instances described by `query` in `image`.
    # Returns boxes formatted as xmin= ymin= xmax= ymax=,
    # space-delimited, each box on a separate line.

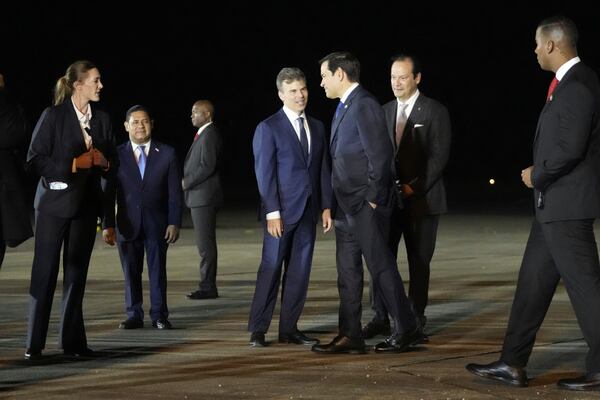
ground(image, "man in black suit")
xmin=466 ymin=16 xmax=600 ymax=391
xmin=312 ymin=52 xmax=421 ymax=354
xmin=363 ymin=55 xmax=451 ymax=341
xmin=25 ymin=61 xmax=115 ymax=360
xmin=103 ymin=105 xmax=182 ymax=330
xmin=0 ymin=72 xmax=33 ymax=268
xmin=183 ymin=100 xmax=223 ymax=300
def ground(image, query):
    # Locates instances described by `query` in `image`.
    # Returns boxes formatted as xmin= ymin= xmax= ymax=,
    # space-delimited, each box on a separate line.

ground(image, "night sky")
xmin=2 ymin=1 xmax=598 ymax=211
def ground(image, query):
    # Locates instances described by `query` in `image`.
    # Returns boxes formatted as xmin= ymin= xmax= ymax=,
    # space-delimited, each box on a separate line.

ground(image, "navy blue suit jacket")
xmin=111 ymin=140 xmax=182 ymax=241
xmin=253 ymin=108 xmax=332 ymax=225
xmin=330 ymin=85 xmax=393 ymax=215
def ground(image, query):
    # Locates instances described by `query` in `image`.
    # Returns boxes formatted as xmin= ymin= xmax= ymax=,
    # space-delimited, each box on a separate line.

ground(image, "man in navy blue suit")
xmin=312 ymin=52 xmax=421 ymax=354
xmin=248 ymin=67 xmax=333 ymax=347
xmin=103 ymin=105 xmax=182 ymax=330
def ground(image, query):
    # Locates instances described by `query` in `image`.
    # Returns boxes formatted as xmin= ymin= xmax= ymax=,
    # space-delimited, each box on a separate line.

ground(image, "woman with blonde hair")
xmin=25 ymin=60 xmax=116 ymax=360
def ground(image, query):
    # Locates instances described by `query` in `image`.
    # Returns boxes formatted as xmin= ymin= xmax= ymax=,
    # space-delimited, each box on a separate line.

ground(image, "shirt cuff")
xmin=266 ymin=211 xmax=281 ymax=220
xmin=72 ymin=158 xmax=77 ymax=173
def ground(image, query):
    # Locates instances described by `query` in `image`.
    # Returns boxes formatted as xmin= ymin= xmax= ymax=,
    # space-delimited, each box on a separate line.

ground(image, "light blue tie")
xmin=138 ymin=145 xmax=146 ymax=178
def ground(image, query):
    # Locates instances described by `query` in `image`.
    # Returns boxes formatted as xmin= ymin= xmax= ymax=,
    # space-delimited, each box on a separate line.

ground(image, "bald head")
xmin=191 ymin=100 xmax=214 ymax=129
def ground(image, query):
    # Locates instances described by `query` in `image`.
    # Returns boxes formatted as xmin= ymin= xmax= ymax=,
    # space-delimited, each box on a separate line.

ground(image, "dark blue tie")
xmin=138 ymin=145 xmax=146 ymax=178
xmin=298 ymin=117 xmax=309 ymax=159
xmin=335 ymin=101 xmax=344 ymax=119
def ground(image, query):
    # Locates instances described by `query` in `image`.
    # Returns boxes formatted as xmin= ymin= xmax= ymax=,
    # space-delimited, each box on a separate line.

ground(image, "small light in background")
xmin=489 ymin=178 xmax=496 ymax=185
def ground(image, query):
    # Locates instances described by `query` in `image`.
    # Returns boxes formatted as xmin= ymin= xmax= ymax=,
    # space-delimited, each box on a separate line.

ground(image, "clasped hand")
xmin=75 ymin=147 xmax=108 ymax=169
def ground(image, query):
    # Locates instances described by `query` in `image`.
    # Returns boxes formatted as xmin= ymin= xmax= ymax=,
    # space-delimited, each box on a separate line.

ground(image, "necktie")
xmin=335 ymin=101 xmax=344 ymax=119
xmin=298 ymin=117 xmax=309 ymax=159
xmin=547 ymin=77 xmax=558 ymax=101
xmin=83 ymin=127 xmax=93 ymax=149
xmin=138 ymin=145 xmax=146 ymax=178
xmin=194 ymin=132 xmax=200 ymax=142
xmin=395 ymin=103 xmax=409 ymax=146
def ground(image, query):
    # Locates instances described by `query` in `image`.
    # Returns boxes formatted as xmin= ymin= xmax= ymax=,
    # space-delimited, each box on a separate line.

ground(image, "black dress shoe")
xmin=250 ymin=332 xmax=267 ymax=347
xmin=557 ymin=372 xmax=600 ymax=390
xmin=152 ymin=319 xmax=172 ymax=329
xmin=466 ymin=360 xmax=528 ymax=387
xmin=187 ymin=290 xmax=218 ymax=300
xmin=24 ymin=348 xmax=42 ymax=361
xmin=362 ymin=321 xmax=391 ymax=339
xmin=374 ymin=327 xmax=424 ymax=353
xmin=311 ymin=335 xmax=366 ymax=354
xmin=278 ymin=330 xmax=320 ymax=345
xmin=119 ymin=318 xmax=144 ymax=329
xmin=63 ymin=347 xmax=95 ymax=358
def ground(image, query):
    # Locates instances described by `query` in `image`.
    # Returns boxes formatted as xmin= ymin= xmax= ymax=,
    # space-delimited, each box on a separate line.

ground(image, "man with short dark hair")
xmin=466 ymin=16 xmax=600 ymax=390
xmin=363 ymin=54 xmax=451 ymax=342
xmin=312 ymin=52 xmax=421 ymax=355
xmin=103 ymin=105 xmax=182 ymax=331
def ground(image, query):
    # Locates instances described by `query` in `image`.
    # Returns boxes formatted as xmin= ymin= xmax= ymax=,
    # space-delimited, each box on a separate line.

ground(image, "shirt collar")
xmin=396 ymin=89 xmax=420 ymax=108
xmin=71 ymin=97 xmax=92 ymax=128
xmin=282 ymin=105 xmax=306 ymax=124
xmin=340 ymin=83 xmax=359 ymax=104
xmin=131 ymin=139 xmax=151 ymax=152
xmin=556 ymin=56 xmax=581 ymax=81
xmin=196 ymin=121 xmax=213 ymax=135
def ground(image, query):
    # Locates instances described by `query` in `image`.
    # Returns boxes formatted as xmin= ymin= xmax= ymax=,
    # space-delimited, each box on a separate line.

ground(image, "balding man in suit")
xmin=183 ymin=100 xmax=223 ymax=300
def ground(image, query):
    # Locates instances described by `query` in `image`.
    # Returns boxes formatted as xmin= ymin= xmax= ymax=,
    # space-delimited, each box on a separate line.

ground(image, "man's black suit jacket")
xmin=383 ymin=93 xmax=451 ymax=218
xmin=532 ymin=62 xmax=600 ymax=223
xmin=27 ymin=101 xmax=116 ymax=222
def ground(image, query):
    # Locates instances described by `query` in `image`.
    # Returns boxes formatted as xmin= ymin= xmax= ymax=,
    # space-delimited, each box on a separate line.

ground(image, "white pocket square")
xmin=414 ymin=124 xmax=424 ymax=128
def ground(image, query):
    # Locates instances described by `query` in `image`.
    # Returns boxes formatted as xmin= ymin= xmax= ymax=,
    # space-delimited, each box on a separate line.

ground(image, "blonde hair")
xmin=53 ymin=60 xmax=97 ymax=105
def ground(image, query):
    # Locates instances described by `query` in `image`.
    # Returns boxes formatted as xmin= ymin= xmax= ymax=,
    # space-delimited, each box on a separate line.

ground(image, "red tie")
xmin=194 ymin=132 xmax=200 ymax=141
xmin=547 ymin=77 xmax=558 ymax=101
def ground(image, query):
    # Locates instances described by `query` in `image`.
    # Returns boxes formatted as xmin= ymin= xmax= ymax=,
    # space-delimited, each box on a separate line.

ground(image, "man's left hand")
xmin=165 ymin=225 xmax=180 ymax=243
xmin=521 ymin=166 xmax=534 ymax=188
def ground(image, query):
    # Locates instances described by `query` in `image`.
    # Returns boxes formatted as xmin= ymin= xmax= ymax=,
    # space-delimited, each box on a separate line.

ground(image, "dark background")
xmin=2 ymin=1 xmax=598 ymax=213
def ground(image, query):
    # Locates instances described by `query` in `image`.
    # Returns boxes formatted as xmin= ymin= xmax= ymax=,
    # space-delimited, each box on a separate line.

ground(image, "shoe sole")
xmin=278 ymin=339 xmax=319 ymax=345
xmin=311 ymin=348 xmax=367 ymax=354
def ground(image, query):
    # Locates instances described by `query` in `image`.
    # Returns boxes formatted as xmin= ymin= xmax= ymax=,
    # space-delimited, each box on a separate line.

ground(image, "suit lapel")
xmin=144 ymin=141 xmax=160 ymax=183
xmin=122 ymin=142 xmax=143 ymax=184
xmin=307 ymin=117 xmax=320 ymax=168
xmin=385 ymin=102 xmax=397 ymax=153
xmin=64 ymin=102 xmax=87 ymax=153
xmin=405 ymin=95 xmax=426 ymax=140
xmin=330 ymin=87 xmax=358 ymax=152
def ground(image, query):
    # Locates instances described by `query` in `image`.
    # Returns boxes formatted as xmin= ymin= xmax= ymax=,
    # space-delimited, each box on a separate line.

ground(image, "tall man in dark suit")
xmin=363 ymin=55 xmax=451 ymax=341
xmin=312 ymin=52 xmax=421 ymax=354
xmin=466 ymin=16 xmax=600 ymax=391
xmin=248 ymin=67 xmax=333 ymax=347
xmin=183 ymin=100 xmax=222 ymax=300
xmin=103 ymin=105 xmax=182 ymax=330
xmin=0 ymin=72 xmax=33 ymax=268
